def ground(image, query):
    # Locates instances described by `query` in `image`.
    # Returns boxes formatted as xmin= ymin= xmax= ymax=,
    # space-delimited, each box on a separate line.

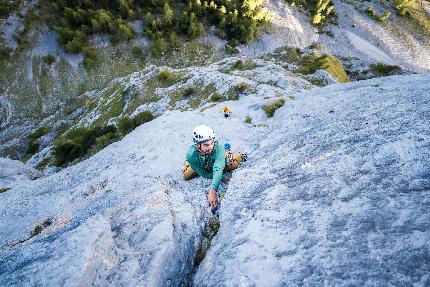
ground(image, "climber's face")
xmin=197 ymin=139 xmax=214 ymax=155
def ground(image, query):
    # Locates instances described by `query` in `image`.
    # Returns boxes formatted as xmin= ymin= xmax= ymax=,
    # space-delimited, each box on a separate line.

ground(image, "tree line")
xmin=36 ymin=0 xmax=271 ymax=55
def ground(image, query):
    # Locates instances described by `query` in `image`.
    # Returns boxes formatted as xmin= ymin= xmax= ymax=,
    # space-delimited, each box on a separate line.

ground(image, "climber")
xmin=220 ymin=106 xmax=232 ymax=118
xmin=182 ymin=125 xmax=247 ymax=207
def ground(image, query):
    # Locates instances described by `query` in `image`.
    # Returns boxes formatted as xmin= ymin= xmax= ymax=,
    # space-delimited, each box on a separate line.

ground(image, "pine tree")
xmin=162 ymin=2 xmax=174 ymax=27
xmin=179 ymin=11 xmax=190 ymax=33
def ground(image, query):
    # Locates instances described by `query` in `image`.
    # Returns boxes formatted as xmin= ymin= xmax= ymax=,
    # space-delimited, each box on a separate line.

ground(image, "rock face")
xmin=194 ymin=74 xmax=430 ymax=286
xmin=0 ymin=158 xmax=42 ymax=189
xmin=1 ymin=67 xmax=429 ymax=286
xmin=0 ymin=112 xmax=217 ymax=286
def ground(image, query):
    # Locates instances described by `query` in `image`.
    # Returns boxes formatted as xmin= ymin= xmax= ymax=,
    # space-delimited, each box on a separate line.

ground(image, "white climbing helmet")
xmin=192 ymin=125 xmax=215 ymax=144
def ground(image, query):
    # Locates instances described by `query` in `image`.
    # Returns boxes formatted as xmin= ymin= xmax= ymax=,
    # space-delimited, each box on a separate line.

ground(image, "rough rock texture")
xmin=0 ymin=158 xmax=42 ymax=189
xmin=194 ymin=74 xmax=430 ymax=286
xmin=1 ymin=66 xmax=429 ymax=286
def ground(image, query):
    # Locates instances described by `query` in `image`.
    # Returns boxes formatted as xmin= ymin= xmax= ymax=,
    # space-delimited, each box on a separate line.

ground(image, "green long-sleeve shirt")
xmin=186 ymin=141 xmax=226 ymax=190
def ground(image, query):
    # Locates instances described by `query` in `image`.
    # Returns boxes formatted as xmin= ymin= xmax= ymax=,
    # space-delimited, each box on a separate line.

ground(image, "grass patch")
xmin=25 ymin=126 xmax=51 ymax=156
xmin=224 ymin=44 xmax=240 ymax=54
xmin=208 ymin=217 xmax=220 ymax=234
xmin=366 ymin=7 xmax=391 ymax=22
xmin=263 ymin=98 xmax=285 ymax=117
xmin=92 ymin=91 xmax=126 ymax=127
xmin=370 ymin=63 xmax=402 ymax=77
xmin=53 ymin=125 xmax=117 ymax=166
xmin=132 ymin=46 xmax=144 ymax=60
xmin=159 ymin=69 xmax=172 ymax=81
xmin=188 ymin=97 xmax=202 ymax=109
xmin=43 ymin=218 xmax=53 ymax=227
xmin=244 ymin=115 xmax=252 ymax=124
xmin=41 ymin=54 xmax=56 ymax=65
xmin=170 ymin=82 xmax=219 ymax=109
xmin=223 ymin=59 xmax=258 ymax=73
xmin=30 ymin=218 xmax=53 ymax=238
xmin=118 ymin=111 xmax=154 ymax=135
xmin=125 ymin=98 xmax=145 ymax=113
xmin=235 ymin=82 xmax=248 ymax=93
xmin=298 ymin=54 xmax=350 ymax=83
xmin=28 ymin=127 xmax=50 ymax=142
xmin=307 ymin=42 xmax=325 ymax=50
xmin=0 ymin=46 xmax=13 ymax=61
xmin=227 ymin=91 xmax=239 ymax=101
xmin=232 ymin=59 xmax=257 ymax=71
xmin=210 ymin=92 xmax=226 ymax=102
xmin=273 ymin=46 xmax=302 ymax=63
xmin=182 ymin=87 xmax=195 ymax=98
xmin=366 ymin=6 xmax=377 ymax=18
xmin=31 ymin=225 xmax=43 ymax=237
xmin=200 ymin=83 xmax=217 ymax=99
xmin=143 ymin=69 xmax=186 ymax=102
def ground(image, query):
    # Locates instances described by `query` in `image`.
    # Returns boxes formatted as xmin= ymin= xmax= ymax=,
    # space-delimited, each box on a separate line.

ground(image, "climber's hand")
xmin=208 ymin=189 xmax=218 ymax=207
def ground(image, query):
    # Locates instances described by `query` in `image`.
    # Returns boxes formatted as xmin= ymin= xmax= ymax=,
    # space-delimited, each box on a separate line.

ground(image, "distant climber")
xmin=220 ymin=106 xmax=232 ymax=118
xmin=182 ymin=125 xmax=247 ymax=207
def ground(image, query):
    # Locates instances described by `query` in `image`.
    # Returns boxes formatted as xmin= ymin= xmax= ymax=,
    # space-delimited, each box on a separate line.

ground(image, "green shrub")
xmin=287 ymin=0 xmax=335 ymax=26
xmin=209 ymin=217 xmax=220 ymax=233
xmin=227 ymin=92 xmax=239 ymax=101
xmin=210 ymin=93 xmax=226 ymax=102
xmin=394 ymin=0 xmax=413 ymax=17
xmin=132 ymin=46 xmax=144 ymax=59
xmin=31 ymin=225 xmax=43 ymax=237
xmin=133 ymin=111 xmax=154 ymax=127
xmin=307 ymin=42 xmax=325 ymax=50
xmin=95 ymin=132 xmax=117 ymax=149
xmin=227 ymin=59 xmax=257 ymax=72
xmin=151 ymin=38 xmax=167 ymax=57
xmin=118 ymin=117 xmax=134 ymax=134
xmin=263 ymin=99 xmax=285 ymax=117
xmin=0 ymin=46 xmax=12 ymax=61
xmin=25 ymin=126 xmax=50 ymax=156
xmin=235 ymin=82 xmax=248 ymax=93
xmin=53 ymin=125 xmax=117 ymax=166
xmin=378 ymin=11 xmax=391 ymax=22
xmin=30 ymin=218 xmax=52 ymax=238
xmin=0 ymin=1 xmax=19 ymax=18
xmin=118 ymin=111 xmax=154 ymax=134
xmin=297 ymin=54 xmax=350 ymax=83
xmin=244 ymin=116 xmax=252 ymax=124
xmin=53 ymin=130 xmax=93 ymax=166
xmin=94 ymin=125 xmax=117 ymax=138
xmin=225 ymin=45 xmax=240 ymax=54
xmin=26 ymin=142 xmax=40 ymax=155
xmin=278 ymin=47 xmax=301 ymax=63
xmin=0 ymin=188 xmax=11 ymax=193
xmin=370 ymin=63 xmax=402 ymax=77
xmin=159 ymin=68 xmax=172 ymax=81
xmin=233 ymin=60 xmax=244 ymax=70
xmin=42 ymin=54 xmax=56 ymax=65
xmin=317 ymin=54 xmax=350 ymax=83
xmin=183 ymin=87 xmax=195 ymax=97
xmin=365 ymin=7 xmax=378 ymax=20
xmin=53 ymin=142 xmax=78 ymax=166
xmin=28 ymin=127 xmax=50 ymax=142
xmin=43 ymin=218 xmax=52 ymax=227
xmin=312 ymin=0 xmax=335 ymax=25
xmin=65 ymin=36 xmax=86 ymax=53
xmin=110 ymin=20 xmax=135 ymax=43
xmin=83 ymin=47 xmax=99 ymax=69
